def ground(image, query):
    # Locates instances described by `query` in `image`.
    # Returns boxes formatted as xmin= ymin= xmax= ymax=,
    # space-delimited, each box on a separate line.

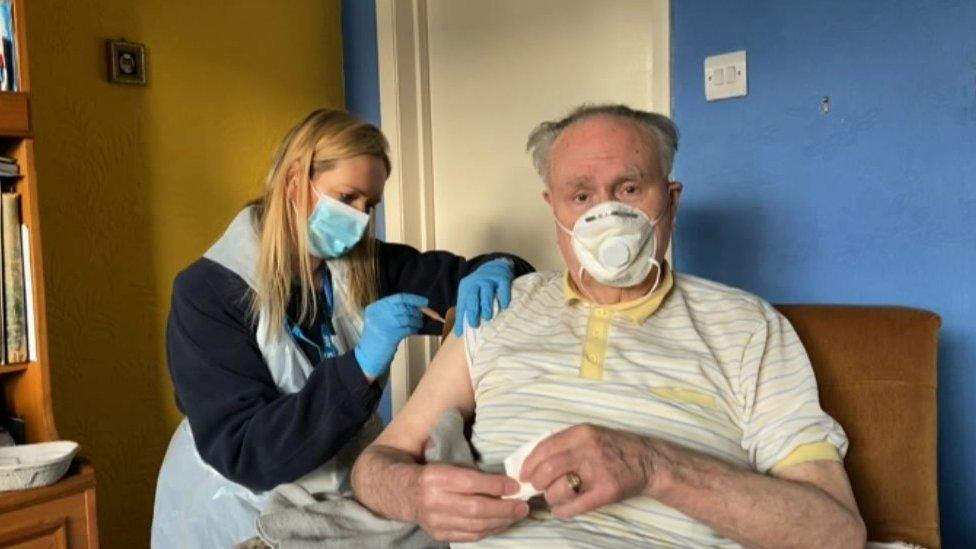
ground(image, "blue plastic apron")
xmin=150 ymin=208 xmax=382 ymax=548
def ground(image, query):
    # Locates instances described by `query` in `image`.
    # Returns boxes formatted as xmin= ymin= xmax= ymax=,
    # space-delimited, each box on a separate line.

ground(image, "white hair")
xmin=526 ymin=104 xmax=679 ymax=185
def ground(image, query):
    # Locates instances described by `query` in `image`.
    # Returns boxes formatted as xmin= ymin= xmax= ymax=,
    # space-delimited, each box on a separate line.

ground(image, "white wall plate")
xmin=705 ymin=50 xmax=747 ymax=101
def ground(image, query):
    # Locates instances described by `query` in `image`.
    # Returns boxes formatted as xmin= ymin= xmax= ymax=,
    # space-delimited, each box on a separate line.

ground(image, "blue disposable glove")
xmin=453 ymin=258 xmax=515 ymax=336
xmin=354 ymin=293 xmax=428 ymax=378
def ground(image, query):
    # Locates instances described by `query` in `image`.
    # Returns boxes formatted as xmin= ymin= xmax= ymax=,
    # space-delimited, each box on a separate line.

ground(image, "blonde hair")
xmin=250 ymin=109 xmax=388 ymax=336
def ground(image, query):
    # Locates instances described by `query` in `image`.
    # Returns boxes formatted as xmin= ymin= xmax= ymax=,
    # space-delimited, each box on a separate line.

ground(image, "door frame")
xmin=375 ymin=0 xmax=437 ymax=415
xmin=374 ymin=0 xmax=672 ymax=415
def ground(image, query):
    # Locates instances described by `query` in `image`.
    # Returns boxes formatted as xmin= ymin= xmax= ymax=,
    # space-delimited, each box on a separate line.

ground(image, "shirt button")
xmin=586 ymin=352 xmax=598 ymax=362
xmin=591 ymin=328 xmax=603 ymax=337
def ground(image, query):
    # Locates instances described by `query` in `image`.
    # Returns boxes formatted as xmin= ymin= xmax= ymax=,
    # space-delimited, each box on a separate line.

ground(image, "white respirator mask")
xmin=557 ymin=200 xmax=667 ymax=291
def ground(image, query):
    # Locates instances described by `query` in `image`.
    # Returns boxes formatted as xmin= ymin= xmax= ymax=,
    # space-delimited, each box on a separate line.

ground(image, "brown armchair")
xmin=442 ymin=304 xmax=942 ymax=547
xmin=779 ymin=305 xmax=940 ymax=548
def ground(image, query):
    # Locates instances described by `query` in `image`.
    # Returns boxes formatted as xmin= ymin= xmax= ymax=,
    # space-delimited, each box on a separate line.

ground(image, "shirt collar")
xmin=563 ymin=264 xmax=674 ymax=323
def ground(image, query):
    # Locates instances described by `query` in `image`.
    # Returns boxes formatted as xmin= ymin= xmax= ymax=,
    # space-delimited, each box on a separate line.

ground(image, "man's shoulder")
xmin=672 ymin=272 xmax=776 ymax=321
xmin=467 ymin=271 xmax=561 ymax=337
xmin=512 ymin=270 xmax=563 ymax=298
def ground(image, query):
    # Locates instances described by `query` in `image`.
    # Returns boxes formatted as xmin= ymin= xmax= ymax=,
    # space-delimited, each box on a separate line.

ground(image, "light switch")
xmin=705 ymin=50 xmax=747 ymax=101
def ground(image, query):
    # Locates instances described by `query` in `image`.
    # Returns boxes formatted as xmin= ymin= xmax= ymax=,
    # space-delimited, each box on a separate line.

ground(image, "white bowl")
xmin=0 ymin=441 xmax=79 ymax=491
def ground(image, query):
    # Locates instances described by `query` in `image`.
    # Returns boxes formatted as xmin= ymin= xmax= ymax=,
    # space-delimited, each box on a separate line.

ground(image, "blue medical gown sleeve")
xmin=375 ymin=240 xmax=534 ymax=335
xmin=166 ymin=259 xmax=381 ymax=492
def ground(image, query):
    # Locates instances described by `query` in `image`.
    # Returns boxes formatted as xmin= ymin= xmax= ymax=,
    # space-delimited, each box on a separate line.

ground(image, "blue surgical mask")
xmin=307 ymin=189 xmax=370 ymax=258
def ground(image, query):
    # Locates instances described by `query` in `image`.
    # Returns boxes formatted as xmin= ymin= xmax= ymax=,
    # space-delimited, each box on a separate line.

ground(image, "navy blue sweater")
xmin=166 ymin=241 xmax=532 ymax=491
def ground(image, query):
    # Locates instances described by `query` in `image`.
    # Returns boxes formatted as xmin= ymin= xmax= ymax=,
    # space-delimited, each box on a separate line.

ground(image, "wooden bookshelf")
xmin=0 ymin=92 xmax=29 ymax=135
xmin=0 ymin=0 xmax=99 ymax=546
xmin=0 ymin=363 xmax=27 ymax=374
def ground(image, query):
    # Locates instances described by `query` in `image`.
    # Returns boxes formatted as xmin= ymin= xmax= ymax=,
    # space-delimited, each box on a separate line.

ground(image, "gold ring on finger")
xmin=566 ymin=471 xmax=582 ymax=494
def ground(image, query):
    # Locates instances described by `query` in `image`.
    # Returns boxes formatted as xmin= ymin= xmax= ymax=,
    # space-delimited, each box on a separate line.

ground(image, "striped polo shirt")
xmin=459 ymin=268 xmax=847 ymax=548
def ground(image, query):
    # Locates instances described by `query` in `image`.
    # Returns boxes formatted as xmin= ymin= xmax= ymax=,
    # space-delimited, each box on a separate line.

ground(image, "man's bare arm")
xmin=651 ymin=439 xmax=865 ymax=548
xmin=521 ymin=425 xmax=865 ymax=549
xmin=351 ymin=335 xmax=529 ymax=542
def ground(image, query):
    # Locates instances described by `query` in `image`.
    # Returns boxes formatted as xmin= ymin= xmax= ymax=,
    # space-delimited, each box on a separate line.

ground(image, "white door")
xmin=377 ymin=0 xmax=670 ymax=410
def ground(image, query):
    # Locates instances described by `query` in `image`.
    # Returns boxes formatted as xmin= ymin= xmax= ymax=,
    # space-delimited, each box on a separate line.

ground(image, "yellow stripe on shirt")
xmin=769 ymin=441 xmax=841 ymax=475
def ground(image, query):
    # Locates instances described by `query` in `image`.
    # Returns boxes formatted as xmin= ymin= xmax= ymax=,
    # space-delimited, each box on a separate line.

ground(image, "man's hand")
xmin=519 ymin=423 xmax=663 ymax=518
xmin=411 ymin=463 xmax=530 ymax=542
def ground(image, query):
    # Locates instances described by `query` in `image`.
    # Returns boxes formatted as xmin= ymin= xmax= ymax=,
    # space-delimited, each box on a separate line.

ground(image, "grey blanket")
xmin=251 ymin=409 xmax=473 ymax=549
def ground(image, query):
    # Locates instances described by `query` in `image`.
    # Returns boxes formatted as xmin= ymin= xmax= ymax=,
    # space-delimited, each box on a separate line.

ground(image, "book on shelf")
xmin=0 ymin=0 xmax=17 ymax=92
xmin=20 ymin=224 xmax=33 ymax=361
xmin=0 ymin=159 xmax=19 ymax=184
xmin=0 ymin=199 xmax=4 ymax=365
xmin=1 ymin=192 xmax=26 ymax=363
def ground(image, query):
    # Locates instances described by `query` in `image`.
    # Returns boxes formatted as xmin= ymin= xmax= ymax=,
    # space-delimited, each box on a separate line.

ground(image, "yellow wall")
xmin=26 ymin=1 xmax=344 ymax=546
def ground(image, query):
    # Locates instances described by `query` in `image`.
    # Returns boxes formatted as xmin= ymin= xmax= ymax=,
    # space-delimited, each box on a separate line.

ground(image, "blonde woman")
xmin=151 ymin=109 xmax=532 ymax=548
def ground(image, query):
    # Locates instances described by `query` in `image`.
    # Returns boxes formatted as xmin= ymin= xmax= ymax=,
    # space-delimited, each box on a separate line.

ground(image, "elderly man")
xmin=351 ymin=105 xmax=865 ymax=547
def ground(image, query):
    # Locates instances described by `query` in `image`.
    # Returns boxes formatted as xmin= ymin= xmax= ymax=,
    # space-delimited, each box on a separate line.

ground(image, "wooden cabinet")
xmin=0 ymin=1 xmax=99 ymax=546
xmin=0 ymin=460 xmax=97 ymax=548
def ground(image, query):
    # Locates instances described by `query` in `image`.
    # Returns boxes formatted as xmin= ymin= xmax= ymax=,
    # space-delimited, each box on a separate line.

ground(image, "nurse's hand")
xmin=454 ymin=258 xmax=515 ymax=336
xmin=354 ymin=293 xmax=428 ymax=379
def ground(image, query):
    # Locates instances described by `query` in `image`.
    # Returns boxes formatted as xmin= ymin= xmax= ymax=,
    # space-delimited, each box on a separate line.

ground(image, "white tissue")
xmin=502 ymin=430 xmax=554 ymax=500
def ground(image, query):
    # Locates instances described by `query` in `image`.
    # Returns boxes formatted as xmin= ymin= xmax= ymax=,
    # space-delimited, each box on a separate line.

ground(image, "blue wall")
xmin=341 ymin=0 xmax=393 ymax=422
xmin=341 ymin=0 xmax=385 ymax=239
xmin=671 ymin=1 xmax=976 ymax=545
xmin=344 ymin=0 xmax=975 ymax=540
xmin=341 ymin=0 xmax=381 ymax=152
